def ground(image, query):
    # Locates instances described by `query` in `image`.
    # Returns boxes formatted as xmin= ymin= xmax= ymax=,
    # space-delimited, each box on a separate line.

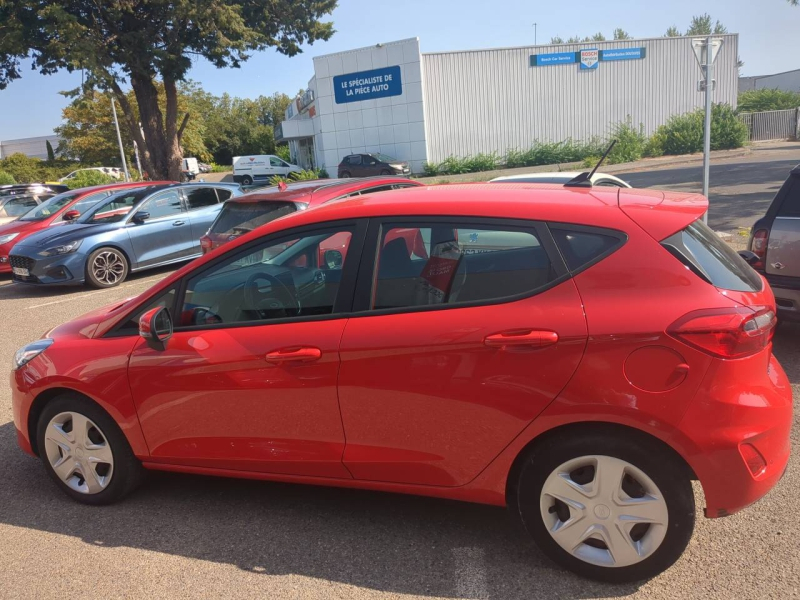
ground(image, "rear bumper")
xmin=772 ymin=285 xmax=800 ymax=322
xmin=675 ymin=351 xmax=793 ymax=518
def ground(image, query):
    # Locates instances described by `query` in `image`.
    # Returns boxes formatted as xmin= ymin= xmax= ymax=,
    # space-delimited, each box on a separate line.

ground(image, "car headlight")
xmin=0 ymin=233 xmax=19 ymax=245
xmin=13 ymin=339 xmax=53 ymax=370
xmin=38 ymin=240 xmax=82 ymax=257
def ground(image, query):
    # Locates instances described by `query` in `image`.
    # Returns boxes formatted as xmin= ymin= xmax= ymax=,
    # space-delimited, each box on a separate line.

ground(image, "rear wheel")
xmin=340 ymin=171 xmax=351 ymax=178
xmin=86 ymin=247 xmax=129 ymax=288
xmin=37 ymin=393 xmax=144 ymax=505
xmin=514 ymin=433 xmax=694 ymax=583
xmin=242 ymin=175 xmax=253 ymax=186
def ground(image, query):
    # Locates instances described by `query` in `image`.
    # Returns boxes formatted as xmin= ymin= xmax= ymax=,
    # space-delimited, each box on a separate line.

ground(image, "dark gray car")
xmin=338 ymin=153 xmax=410 ymax=178
xmin=748 ymin=164 xmax=800 ymax=321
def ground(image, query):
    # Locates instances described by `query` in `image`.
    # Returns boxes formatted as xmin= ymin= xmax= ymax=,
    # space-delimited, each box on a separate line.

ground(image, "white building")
xmin=739 ymin=68 xmax=800 ymax=93
xmin=0 ymin=135 xmax=62 ymax=160
xmin=278 ymin=35 xmax=740 ymax=175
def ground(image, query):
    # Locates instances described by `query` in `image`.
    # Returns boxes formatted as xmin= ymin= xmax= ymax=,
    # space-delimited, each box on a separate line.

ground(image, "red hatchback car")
xmin=199 ymin=176 xmax=420 ymax=253
xmin=0 ymin=182 xmax=169 ymax=273
xmin=11 ymin=184 xmax=792 ymax=582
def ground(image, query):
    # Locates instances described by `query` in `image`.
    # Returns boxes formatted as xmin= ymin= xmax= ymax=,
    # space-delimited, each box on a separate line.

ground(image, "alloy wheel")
xmin=43 ymin=411 xmax=114 ymax=494
xmin=539 ymin=455 xmax=668 ymax=568
xmin=92 ymin=251 xmax=126 ymax=286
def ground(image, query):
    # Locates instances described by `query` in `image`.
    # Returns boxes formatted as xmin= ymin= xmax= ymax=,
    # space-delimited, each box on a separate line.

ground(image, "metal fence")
xmin=738 ymin=108 xmax=799 ymax=141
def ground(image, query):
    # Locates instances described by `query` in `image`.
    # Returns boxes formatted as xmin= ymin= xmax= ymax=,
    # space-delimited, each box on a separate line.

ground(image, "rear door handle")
xmin=266 ymin=347 xmax=322 ymax=363
xmin=173 ymin=220 xmax=185 ymax=226
xmin=484 ymin=330 xmax=559 ymax=348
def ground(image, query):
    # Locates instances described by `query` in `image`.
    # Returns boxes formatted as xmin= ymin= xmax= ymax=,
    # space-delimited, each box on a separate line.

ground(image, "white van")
xmin=58 ymin=167 xmax=123 ymax=182
xmin=182 ymin=157 xmax=200 ymax=176
xmin=232 ymin=155 xmax=302 ymax=186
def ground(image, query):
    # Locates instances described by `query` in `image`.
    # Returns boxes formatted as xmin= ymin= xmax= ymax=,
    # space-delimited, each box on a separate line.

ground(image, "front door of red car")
xmin=337 ymin=219 xmax=588 ymax=487
xmin=128 ymin=222 xmax=364 ymax=478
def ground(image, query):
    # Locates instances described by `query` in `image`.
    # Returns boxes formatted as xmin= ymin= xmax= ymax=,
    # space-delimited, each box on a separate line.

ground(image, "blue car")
xmin=9 ymin=183 xmax=241 ymax=288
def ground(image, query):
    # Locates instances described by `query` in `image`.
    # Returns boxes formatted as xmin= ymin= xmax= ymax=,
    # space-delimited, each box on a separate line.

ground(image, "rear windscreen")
xmin=210 ymin=201 xmax=299 ymax=236
xmin=661 ymin=220 xmax=762 ymax=292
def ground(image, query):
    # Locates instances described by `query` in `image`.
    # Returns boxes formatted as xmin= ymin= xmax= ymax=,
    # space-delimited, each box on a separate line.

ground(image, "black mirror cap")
xmin=132 ymin=211 xmax=150 ymax=223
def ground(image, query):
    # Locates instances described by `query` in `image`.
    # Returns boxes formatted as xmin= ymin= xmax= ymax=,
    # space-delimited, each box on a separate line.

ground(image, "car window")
xmin=270 ymin=157 xmax=284 ymax=167
xmin=0 ymin=195 xmax=41 ymax=218
xmin=118 ymin=288 xmax=177 ymax=335
xmin=180 ymin=226 xmax=354 ymax=327
xmin=210 ymin=201 xmax=300 ymax=236
xmin=777 ymin=178 xmax=800 ymax=218
xmin=550 ymin=227 xmax=625 ymax=272
xmin=373 ymin=153 xmax=396 ymax=163
xmin=348 ymin=155 xmax=362 ymax=165
xmin=216 ymin=188 xmax=233 ymax=202
xmin=662 ymin=220 xmax=762 ymax=292
xmin=185 ymin=187 xmax=219 ymax=211
xmin=19 ymin=190 xmax=82 ymax=221
xmin=372 ymin=223 xmax=556 ymax=310
xmin=141 ymin=190 xmax=184 ymax=219
xmin=595 ymin=179 xmax=625 ymax=188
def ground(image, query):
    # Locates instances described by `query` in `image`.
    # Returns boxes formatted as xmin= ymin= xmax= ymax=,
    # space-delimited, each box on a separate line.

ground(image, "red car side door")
xmin=337 ymin=219 xmax=588 ymax=487
xmin=127 ymin=221 xmax=365 ymax=478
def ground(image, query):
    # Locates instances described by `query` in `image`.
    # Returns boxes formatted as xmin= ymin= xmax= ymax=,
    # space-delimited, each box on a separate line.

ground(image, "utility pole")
xmin=110 ymin=97 xmax=130 ymax=182
xmin=533 ymin=23 xmax=538 ymax=45
xmin=692 ymin=36 xmax=723 ymax=224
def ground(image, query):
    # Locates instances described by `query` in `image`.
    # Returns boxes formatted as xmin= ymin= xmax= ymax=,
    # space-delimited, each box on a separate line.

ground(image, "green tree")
xmin=1 ymin=1 xmax=337 ymax=181
xmin=45 ymin=140 xmax=55 ymax=161
xmin=63 ymin=170 xmax=116 ymax=190
xmin=0 ymin=171 xmax=16 ymax=185
xmin=613 ymin=28 xmax=632 ymax=40
xmin=590 ymin=32 xmax=606 ymax=42
xmin=685 ymin=13 xmax=728 ymax=35
xmin=549 ymin=36 xmax=565 ymax=44
xmin=665 ymin=26 xmax=681 ymax=37
xmin=566 ymin=36 xmax=582 ymax=44
xmin=738 ymin=88 xmax=800 ymax=113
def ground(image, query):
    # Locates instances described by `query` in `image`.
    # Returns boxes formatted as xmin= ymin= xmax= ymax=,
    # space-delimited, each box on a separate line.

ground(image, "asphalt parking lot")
xmin=1 ymin=171 xmax=799 ymax=599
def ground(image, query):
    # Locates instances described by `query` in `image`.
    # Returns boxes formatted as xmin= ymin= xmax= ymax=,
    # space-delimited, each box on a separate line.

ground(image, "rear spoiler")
xmin=618 ymin=189 xmax=709 ymax=240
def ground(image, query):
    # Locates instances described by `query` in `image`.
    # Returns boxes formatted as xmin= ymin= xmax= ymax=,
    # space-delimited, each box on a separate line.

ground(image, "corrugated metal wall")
xmin=422 ymin=35 xmax=739 ymax=163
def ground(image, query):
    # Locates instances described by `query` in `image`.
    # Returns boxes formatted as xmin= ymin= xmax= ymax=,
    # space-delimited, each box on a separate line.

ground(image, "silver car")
xmin=748 ymin=164 xmax=800 ymax=321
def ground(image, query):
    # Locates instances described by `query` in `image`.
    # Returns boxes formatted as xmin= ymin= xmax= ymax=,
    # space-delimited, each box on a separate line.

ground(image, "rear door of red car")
xmin=336 ymin=217 xmax=588 ymax=487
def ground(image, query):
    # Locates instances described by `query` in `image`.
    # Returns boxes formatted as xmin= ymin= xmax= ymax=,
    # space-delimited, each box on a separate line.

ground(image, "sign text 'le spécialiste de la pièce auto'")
xmin=333 ymin=65 xmax=403 ymax=104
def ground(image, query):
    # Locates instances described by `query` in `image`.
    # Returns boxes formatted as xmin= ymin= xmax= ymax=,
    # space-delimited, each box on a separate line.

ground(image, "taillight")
xmin=667 ymin=306 xmax=777 ymax=359
xmin=749 ymin=229 xmax=769 ymax=270
xmin=200 ymin=235 xmax=212 ymax=254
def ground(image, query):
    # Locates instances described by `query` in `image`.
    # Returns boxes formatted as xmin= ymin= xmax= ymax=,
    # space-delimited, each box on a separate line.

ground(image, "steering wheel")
xmin=243 ymin=272 xmax=301 ymax=318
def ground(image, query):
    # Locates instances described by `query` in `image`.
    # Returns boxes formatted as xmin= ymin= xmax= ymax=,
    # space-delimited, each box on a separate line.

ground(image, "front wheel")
xmin=380 ymin=169 xmax=392 ymax=175
xmin=339 ymin=171 xmax=351 ymax=178
xmin=86 ymin=247 xmax=129 ymax=288
xmin=514 ymin=433 xmax=695 ymax=583
xmin=37 ymin=393 xmax=144 ymax=505
xmin=241 ymin=175 xmax=253 ymax=186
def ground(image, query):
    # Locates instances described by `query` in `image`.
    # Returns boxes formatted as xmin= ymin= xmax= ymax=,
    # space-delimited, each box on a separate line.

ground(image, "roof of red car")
xmin=230 ymin=177 xmax=419 ymax=205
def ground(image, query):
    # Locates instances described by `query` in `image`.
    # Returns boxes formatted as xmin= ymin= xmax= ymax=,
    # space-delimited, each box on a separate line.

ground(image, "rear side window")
xmin=210 ymin=201 xmax=299 ymax=236
xmin=777 ymin=178 xmax=800 ymax=218
xmin=550 ymin=227 xmax=626 ymax=272
xmin=216 ymin=189 xmax=233 ymax=202
xmin=185 ymin=187 xmax=219 ymax=210
xmin=372 ymin=223 xmax=556 ymax=310
xmin=662 ymin=220 xmax=762 ymax=292
xmin=348 ymin=155 xmax=362 ymax=165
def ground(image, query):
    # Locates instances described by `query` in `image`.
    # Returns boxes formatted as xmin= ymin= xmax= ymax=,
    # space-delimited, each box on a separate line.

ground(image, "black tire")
xmin=36 ymin=393 xmax=144 ymax=505
xmin=242 ymin=175 xmax=253 ymax=186
xmin=340 ymin=171 xmax=351 ymax=178
xmin=514 ymin=432 xmax=695 ymax=583
xmin=380 ymin=169 xmax=392 ymax=175
xmin=85 ymin=247 xmax=129 ymax=289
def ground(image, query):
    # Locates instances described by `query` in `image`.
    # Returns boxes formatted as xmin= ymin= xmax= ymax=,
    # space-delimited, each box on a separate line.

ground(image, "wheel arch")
xmin=504 ymin=421 xmax=697 ymax=506
xmin=85 ymin=243 xmax=135 ymax=277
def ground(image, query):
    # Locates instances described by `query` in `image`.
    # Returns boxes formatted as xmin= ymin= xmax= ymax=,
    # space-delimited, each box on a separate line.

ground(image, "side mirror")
xmin=63 ymin=210 xmax=80 ymax=221
xmin=139 ymin=307 xmax=173 ymax=349
xmin=738 ymin=250 xmax=761 ymax=267
xmin=324 ymin=249 xmax=343 ymax=269
xmin=132 ymin=211 xmax=150 ymax=224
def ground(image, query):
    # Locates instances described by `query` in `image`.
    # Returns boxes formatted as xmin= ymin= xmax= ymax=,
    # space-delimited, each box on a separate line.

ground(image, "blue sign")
xmin=600 ymin=47 xmax=646 ymax=61
xmin=334 ymin=66 xmax=402 ymax=104
xmin=580 ymin=49 xmax=599 ymax=70
xmin=530 ymin=52 xmax=576 ymax=67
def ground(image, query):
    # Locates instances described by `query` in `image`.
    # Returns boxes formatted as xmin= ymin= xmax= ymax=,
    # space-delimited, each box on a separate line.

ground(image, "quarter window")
xmin=372 ymin=224 xmax=556 ymax=310
xmin=777 ymin=178 xmax=800 ymax=218
xmin=216 ymin=189 xmax=233 ymax=202
xmin=550 ymin=227 xmax=625 ymax=272
xmin=180 ymin=227 xmax=354 ymax=327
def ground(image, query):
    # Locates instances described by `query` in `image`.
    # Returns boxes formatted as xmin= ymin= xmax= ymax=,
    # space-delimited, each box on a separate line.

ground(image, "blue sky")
xmin=1 ymin=0 xmax=798 ymax=140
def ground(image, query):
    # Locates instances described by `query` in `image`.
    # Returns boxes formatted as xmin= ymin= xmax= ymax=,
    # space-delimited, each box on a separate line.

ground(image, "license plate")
xmin=12 ymin=267 xmax=29 ymax=277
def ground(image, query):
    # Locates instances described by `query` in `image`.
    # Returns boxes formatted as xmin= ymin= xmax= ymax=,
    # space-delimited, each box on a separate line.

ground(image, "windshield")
xmin=211 ymin=201 xmax=301 ymax=236
xmin=77 ymin=188 xmax=154 ymax=224
xmin=372 ymin=153 xmax=399 ymax=163
xmin=19 ymin=190 xmax=82 ymax=221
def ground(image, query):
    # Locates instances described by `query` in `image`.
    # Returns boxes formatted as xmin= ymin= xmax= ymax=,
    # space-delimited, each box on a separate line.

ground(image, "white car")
xmin=232 ymin=155 xmax=302 ymax=186
xmin=59 ymin=167 xmax=123 ymax=182
xmin=490 ymin=171 xmax=631 ymax=188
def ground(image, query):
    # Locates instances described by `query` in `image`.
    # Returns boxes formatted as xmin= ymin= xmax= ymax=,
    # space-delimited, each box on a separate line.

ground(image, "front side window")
xmin=372 ymin=223 xmax=556 ymax=310
xmin=54 ymin=191 xmax=110 ymax=222
xmin=82 ymin=191 xmax=147 ymax=224
xmin=117 ymin=288 xmax=177 ymax=335
xmin=185 ymin=187 xmax=219 ymax=211
xmin=141 ymin=190 xmax=184 ymax=219
xmin=270 ymin=157 xmax=284 ymax=167
xmin=180 ymin=226 xmax=354 ymax=327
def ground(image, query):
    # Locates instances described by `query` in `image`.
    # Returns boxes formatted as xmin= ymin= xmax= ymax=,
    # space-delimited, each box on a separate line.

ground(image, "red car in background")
xmin=0 ymin=182 xmax=170 ymax=273
xmin=200 ymin=177 xmax=420 ymax=254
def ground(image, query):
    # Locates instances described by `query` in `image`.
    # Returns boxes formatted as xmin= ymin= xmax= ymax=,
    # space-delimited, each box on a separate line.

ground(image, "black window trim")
xmin=349 ymin=215 xmax=571 ymax=317
xmin=546 ymin=222 xmax=629 ymax=277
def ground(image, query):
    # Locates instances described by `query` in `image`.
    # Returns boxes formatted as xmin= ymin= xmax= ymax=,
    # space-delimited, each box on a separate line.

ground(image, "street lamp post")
xmin=110 ymin=97 xmax=130 ymax=182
